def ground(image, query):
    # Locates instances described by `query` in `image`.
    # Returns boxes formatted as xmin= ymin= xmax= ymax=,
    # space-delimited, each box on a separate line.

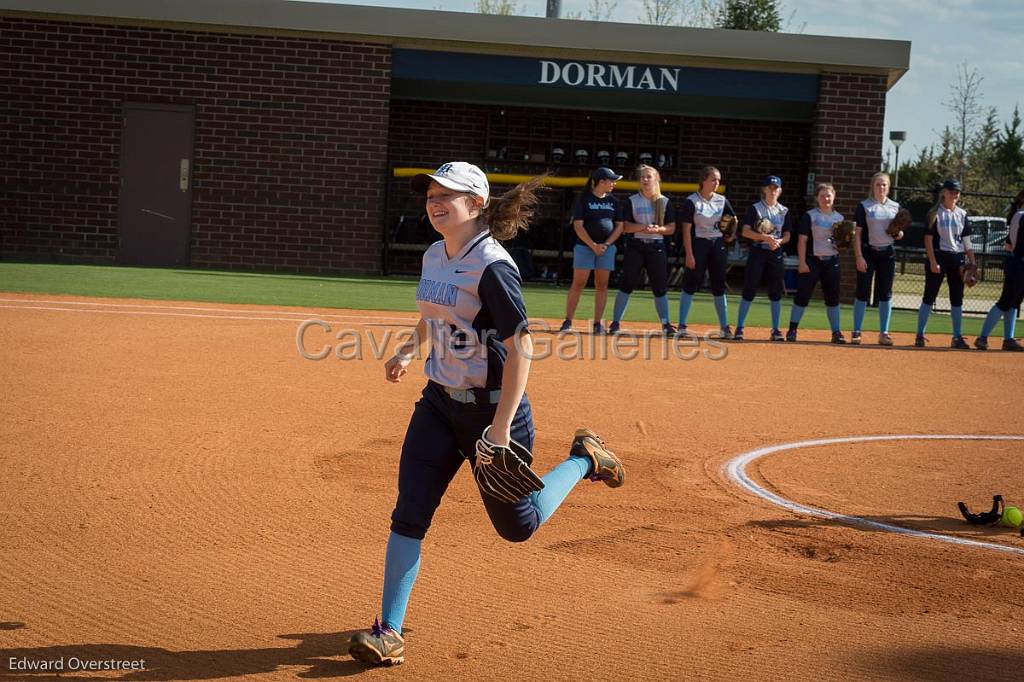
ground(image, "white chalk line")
xmin=0 ymin=298 xmax=416 ymax=326
xmin=724 ymin=435 xmax=1024 ymax=556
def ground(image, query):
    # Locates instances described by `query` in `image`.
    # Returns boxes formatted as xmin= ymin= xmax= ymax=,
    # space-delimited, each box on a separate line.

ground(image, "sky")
xmin=306 ymin=0 xmax=1022 ymax=163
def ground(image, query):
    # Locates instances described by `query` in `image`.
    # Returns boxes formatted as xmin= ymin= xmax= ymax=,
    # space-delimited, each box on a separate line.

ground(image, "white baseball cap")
xmin=411 ymin=162 xmax=490 ymax=206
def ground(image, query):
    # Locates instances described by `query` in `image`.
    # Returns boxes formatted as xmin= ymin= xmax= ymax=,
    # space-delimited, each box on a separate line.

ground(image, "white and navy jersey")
xmin=416 ymin=232 xmax=528 ymax=391
xmin=798 ymin=208 xmax=843 ymax=258
xmin=928 ymin=205 xmax=971 ymax=253
xmin=623 ymin=193 xmax=676 ymax=242
xmin=1009 ymin=210 xmax=1024 ymax=260
xmin=742 ymin=201 xmax=791 ymax=250
xmin=856 ymin=198 xmax=900 ymax=248
xmin=680 ymin=192 xmax=735 ymax=240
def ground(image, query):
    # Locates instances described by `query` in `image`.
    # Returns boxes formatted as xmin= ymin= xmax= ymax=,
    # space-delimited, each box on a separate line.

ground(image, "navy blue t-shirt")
xmin=572 ymin=191 xmax=622 ymax=244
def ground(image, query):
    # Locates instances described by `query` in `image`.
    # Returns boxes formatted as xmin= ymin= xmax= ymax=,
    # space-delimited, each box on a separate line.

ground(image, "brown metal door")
xmin=118 ymin=104 xmax=194 ymax=267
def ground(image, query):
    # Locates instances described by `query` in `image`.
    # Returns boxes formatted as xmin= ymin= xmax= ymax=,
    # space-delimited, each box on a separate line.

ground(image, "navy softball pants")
xmin=922 ymin=251 xmax=966 ymax=307
xmin=794 ymin=255 xmax=841 ymax=308
xmin=742 ymin=247 xmax=786 ymax=302
xmin=995 ymin=256 xmax=1024 ymax=311
xmin=855 ymin=245 xmax=896 ymax=303
xmin=618 ymin=238 xmax=669 ymax=297
xmin=683 ymin=236 xmax=728 ymax=296
xmin=390 ymin=381 xmax=539 ymax=542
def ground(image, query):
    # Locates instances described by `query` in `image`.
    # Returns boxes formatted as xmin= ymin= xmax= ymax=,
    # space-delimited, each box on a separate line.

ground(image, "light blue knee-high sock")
xmin=654 ymin=295 xmax=670 ymax=324
xmin=790 ymin=304 xmax=807 ymax=325
xmin=713 ymin=295 xmax=728 ymax=329
xmin=381 ymin=532 xmax=421 ymax=633
xmin=1006 ymin=308 xmax=1019 ymax=339
xmin=979 ymin=306 xmax=1003 ymax=339
xmin=736 ymin=298 xmax=752 ymax=329
xmin=853 ymin=299 xmax=867 ymax=333
xmin=678 ymin=292 xmax=694 ymax=327
xmin=532 ymin=456 xmax=590 ymax=524
xmin=879 ymin=300 xmax=893 ymax=334
xmin=917 ymin=304 xmax=932 ymax=335
xmin=612 ymin=291 xmax=630 ymax=324
xmin=770 ymin=300 xmax=781 ymax=330
xmin=826 ymin=305 xmax=841 ymax=333
xmin=951 ymin=305 xmax=963 ymax=338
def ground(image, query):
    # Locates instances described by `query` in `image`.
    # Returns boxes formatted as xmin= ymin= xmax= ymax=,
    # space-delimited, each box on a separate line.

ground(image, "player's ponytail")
xmin=484 ymin=175 xmax=546 ymax=241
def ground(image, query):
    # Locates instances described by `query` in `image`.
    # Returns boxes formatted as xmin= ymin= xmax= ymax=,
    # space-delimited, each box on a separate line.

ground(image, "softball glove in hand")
xmin=718 ymin=215 xmax=738 ymax=239
xmin=961 ymin=262 xmax=979 ymax=287
xmin=755 ymin=218 xmax=775 ymax=235
xmin=887 ymin=208 xmax=912 ymax=237
xmin=833 ymin=220 xmax=856 ymax=249
xmin=473 ymin=427 xmax=545 ymax=504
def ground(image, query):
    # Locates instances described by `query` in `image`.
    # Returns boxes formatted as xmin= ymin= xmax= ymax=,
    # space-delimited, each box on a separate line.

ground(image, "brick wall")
xmin=810 ymin=72 xmax=888 ymax=301
xmin=1 ymin=17 xmax=390 ymax=273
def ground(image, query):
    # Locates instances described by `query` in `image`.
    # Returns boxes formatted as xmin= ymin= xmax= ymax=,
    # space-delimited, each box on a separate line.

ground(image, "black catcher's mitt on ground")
xmin=718 ymin=214 xmax=738 ymax=240
xmin=887 ymin=208 xmax=912 ymax=237
xmin=958 ymin=495 xmax=1003 ymax=525
xmin=832 ymin=220 xmax=856 ymax=249
xmin=473 ymin=426 xmax=544 ymax=504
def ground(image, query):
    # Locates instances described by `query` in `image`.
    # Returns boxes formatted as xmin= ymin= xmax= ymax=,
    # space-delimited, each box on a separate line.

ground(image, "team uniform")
xmin=852 ymin=197 xmax=900 ymax=343
xmin=788 ymin=208 xmax=845 ymax=342
xmin=974 ymin=208 xmax=1024 ymax=351
xmin=735 ymin=200 xmax=791 ymax=340
xmin=350 ymin=162 xmax=625 ymax=667
xmin=678 ymin=192 xmax=737 ymax=336
xmin=916 ymin=204 xmax=973 ymax=347
xmin=610 ymin=193 xmax=676 ymax=334
xmin=571 ymin=189 xmax=622 ymax=271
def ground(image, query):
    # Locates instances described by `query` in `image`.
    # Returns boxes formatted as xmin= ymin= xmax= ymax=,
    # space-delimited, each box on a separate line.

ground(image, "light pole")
xmin=889 ymin=130 xmax=906 ymax=199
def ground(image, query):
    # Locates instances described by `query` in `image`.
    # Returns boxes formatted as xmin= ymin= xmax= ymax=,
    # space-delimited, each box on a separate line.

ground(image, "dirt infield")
xmin=2 ymin=293 xmax=1023 ymax=681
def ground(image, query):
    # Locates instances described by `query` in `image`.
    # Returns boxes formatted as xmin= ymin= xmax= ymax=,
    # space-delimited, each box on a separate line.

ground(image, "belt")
xmin=444 ymin=386 xmax=501 ymax=405
xmin=868 ymin=244 xmax=894 ymax=251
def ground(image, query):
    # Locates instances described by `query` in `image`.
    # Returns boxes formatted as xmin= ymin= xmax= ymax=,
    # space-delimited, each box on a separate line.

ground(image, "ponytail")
xmin=484 ymin=175 xmax=546 ymax=241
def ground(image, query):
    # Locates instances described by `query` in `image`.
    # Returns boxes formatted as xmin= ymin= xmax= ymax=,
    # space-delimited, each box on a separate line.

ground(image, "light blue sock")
xmin=678 ymin=292 xmax=694 ymax=327
xmin=1005 ymin=308 xmax=1018 ymax=339
xmin=826 ymin=305 xmax=840 ymax=333
xmin=736 ymin=298 xmax=752 ymax=329
xmin=381 ymin=532 xmax=421 ymax=633
xmin=654 ymin=295 xmax=669 ymax=325
xmin=951 ymin=305 xmax=963 ymax=338
xmin=853 ymin=299 xmax=867 ymax=333
xmin=612 ymin=291 xmax=630 ymax=324
xmin=713 ymin=295 xmax=728 ymax=329
xmin=790 ymin=304 xmax=806 ymax=325
xmin=980 ymin=306 xmax=1003 ymax=339
xmin=532 ymin=456 xmax=590 ymax=524
xmin=917 ymin=304 xmax=932 ymax=335
xmin=879 ymin=300 xmax=893 ymax=334
xmin=770 ymin=300 xmax=781 ymax=330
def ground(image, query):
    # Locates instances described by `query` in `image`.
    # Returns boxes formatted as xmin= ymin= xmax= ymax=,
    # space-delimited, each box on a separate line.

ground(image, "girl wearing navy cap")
xmin=560 ymin=166 xmax=624 ymax=334
xmin=677 ymin=166 xmax=737 ymax=338
xmin=786 ymin=182 xmax=847 ymax=343
xmin=735 ymin=175 xmax=791 ymax=341
xmin=349 ymin=162 xmax=625 ymax=666
xmin=609 ymin=164 xmax=677 ymax=335
xmin=973 ymin=187 xmax=1024 ymax=351
xmin=915 ymin=179 xmax=976 ymax=348
xmin=851 ymin=172 xmax=903 ymax=346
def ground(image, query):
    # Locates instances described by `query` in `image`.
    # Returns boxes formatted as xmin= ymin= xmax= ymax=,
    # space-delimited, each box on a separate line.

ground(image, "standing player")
xmin=609 ymin=164 xmax=677 ymax=335
xmin=734 ymin=175 xmax=791 ymax=341
xmin=973 ymin=188 xmax=1024 ymax=351
xmin=560 ymin=167 xmax=624 ymax=334
xmin=787 ymin=183 xmax=847 ymax=343
xmin=348 ymin=162 xmax=625 ymax=667
xmin=851 ymin=172 xmax=903 ymax=346
xmin=678 ymin=166 xmax=737 ymax=338
xmin=915 ymin=179 xmax=976 ymax=348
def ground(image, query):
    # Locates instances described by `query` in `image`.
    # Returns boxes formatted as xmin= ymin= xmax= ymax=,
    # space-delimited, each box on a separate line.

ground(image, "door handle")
xmin=179 ymin=159 xmax=190 ymax=191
